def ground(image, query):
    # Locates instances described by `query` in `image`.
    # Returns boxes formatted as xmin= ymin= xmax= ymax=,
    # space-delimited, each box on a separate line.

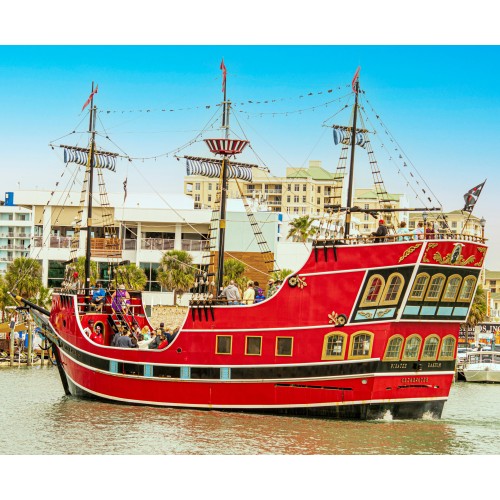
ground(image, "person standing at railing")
xmin=413 ymin=222 xmax=424 ymax=240
xmin=396 ymin=221 xmax=411 ymax=241
xmin=371 ymin=220 xmax=388 ymax=243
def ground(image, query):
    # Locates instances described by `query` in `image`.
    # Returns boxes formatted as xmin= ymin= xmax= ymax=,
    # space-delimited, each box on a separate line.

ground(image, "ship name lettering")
xmin=427 ymin=362 xmax=441 ymax=368
xmin=400 ymin=377 xmax=429 ymax=383
xmin=390 ymin=363 xmax=407 ymax=369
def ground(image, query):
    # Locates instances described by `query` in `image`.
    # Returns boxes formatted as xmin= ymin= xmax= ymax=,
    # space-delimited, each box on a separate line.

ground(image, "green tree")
xmin=68 ymin=256 xmax=99 ymax=287
xmin=35 ymin=285 xmax=52 ymax=310
xmin=287 ymin=215 xmax=316 ymax=242
xmin=466 ymin=284 xmax=487 ymax=327
xmin=157 ymin=250 xmax=196 ymax=305
xmin=272 ymin=268 xmax=294 ymax=282
xmin=114 ymin=263 xmax=147 ymax=291
xmin=0 ymin=275 xmax=11 ymax=321
xmin=4 ymin=257 xmax=44 ymax=299
xmin=223 ymin=258 xmax=246 ymax=286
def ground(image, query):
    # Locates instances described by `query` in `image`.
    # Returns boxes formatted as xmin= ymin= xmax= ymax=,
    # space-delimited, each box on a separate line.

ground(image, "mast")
xmin=84 ymin=83 xmax=97 ymax=304
xmin=216 ymin=77 xmax=230 ymax=293
xmin=344 ymin=77 xmax=360 ymax=238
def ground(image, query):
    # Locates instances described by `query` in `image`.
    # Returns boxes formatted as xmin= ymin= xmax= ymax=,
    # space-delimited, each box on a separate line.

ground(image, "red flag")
xmin=220 ymin=59 xmax=227 ymax=94
xmin=82 ymin=85 xmax=98 ymax=111
xmin=351 ymin=67 xmax=360 ymax=93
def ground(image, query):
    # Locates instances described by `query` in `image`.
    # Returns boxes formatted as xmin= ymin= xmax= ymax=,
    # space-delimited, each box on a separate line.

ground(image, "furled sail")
xmin=333 ymin=128 xmax=367 ymax=149
xmin=63 ymin=148 xmax=117 ymax=172
xmin=185 ymin=157 xmax=253 ymax=182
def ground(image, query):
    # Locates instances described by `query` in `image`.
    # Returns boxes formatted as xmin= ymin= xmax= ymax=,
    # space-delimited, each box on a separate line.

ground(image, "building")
xmin=184 ymin=160 xmax=344 ymax=215
xmin=484 ymin=270 xmax=500 ymax=320
xmin=0 ymin=192 xmax=32 ymax=275
xmin=408 ymin=210 xmax=485 ymax=238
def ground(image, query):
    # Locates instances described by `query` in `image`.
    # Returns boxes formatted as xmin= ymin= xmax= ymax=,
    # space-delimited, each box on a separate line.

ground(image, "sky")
xmin=0 ymin=4 xmax=499 ymax=274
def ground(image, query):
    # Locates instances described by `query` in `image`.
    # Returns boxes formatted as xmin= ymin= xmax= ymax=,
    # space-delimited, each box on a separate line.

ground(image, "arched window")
xmin=360 ymin=275 xmax=385 ymax=307
xmin=442 ymin=274 xmax=462 ymax=302
xmin=322 ymin=332 xmax=347 ymax=360
xmin=421 ymin=335 xmax=440 ymax=360
xmin=402 ymin=335 xmax=422 ymax=361
xmin=425 ymin=274 xmax=446 ymax=301
xmin=439 ymin=336 xmax=456 ymax=360
xmin=458 ymin=276 xmax=477 ymax=302
xmin=349 ymin=331 xmax=374 ymax=359
xmin=409 ymin=273 xmax=430 ymax=301
xmin=383 ymin=335 xmax=404 ymax=361
xmin=380 ymin=273 xmax=405 ymax=305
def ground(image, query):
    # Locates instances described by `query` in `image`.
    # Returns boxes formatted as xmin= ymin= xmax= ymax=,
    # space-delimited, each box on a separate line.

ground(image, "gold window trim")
xmin=348 ymin=330 xmax=374 ymax=360
xmin=322 ymin=331 xmax=347 ymax=360
xmin=424 ymin=273 xmax=446 ymax=302
xmin=276 ymin=336 xmax=294 ymax=357
xmin=421 ymin=334 xmax=441 ymax=361
xmin=245 ymin=336 xmax=263 ymax=356
xmin=380 ymin=272 xmax=405 ymax=306
xmin=359 ymin=274 xmax=386 ymax=308
xmin=409 ymin=272 xmax=430 ymax=301
xmin=438 ymin=335 xmax=456 ymax=360
xmin=215 ymin=335 xmax=232 ymax=355
xmin=457 ymin=276 xmax=477 ymax=303
xmin=383 ymin=334 xmax=404 ymax=361
xmin=442 ymin=274 xmax=462 ymax=302
xmin=402 ymin=334 xmax=422 ymax=361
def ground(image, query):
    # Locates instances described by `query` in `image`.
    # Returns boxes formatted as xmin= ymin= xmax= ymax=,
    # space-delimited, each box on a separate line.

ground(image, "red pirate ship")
xmin=15 ymin=68 xmax=487 ymax=420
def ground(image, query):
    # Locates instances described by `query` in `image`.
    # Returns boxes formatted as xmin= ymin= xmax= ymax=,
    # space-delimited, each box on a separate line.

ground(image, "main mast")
xmin=84 ymin=83 xmax=97 ymax=304
xmin=344 ymin=70 xmax=360 ymax=238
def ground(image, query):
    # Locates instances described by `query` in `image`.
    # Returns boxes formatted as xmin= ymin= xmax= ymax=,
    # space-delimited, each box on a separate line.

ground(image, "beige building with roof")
xmin=184 ymin=160 xmax=343 ymax=215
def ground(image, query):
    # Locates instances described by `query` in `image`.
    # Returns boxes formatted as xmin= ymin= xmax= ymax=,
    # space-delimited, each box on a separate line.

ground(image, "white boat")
xmin=463 ymin=350 xmax=500 ymax=383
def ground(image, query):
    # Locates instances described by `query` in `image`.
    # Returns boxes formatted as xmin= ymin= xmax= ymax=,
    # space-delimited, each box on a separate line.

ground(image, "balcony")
xmin=50 ymin=236 xmax=73 ymax=249
xmin=91 ymin=237 xmax=122 ymax=258
xmin=141 ymin=238 xmax=175 ymax=251
xmin=181 ymin=239 xmax=209 ymax=252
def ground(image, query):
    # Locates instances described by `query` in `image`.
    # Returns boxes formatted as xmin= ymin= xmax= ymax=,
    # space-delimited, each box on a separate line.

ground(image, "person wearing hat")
xmin=111 ymin=284 xmax=131 ymax=314
xmin=371 ymin=219 xmax=388 ymax=243
xmin=82 ymin=319 xmax=94 ymax=339
xmin=266 ymin=278 xmax=277 ymax=299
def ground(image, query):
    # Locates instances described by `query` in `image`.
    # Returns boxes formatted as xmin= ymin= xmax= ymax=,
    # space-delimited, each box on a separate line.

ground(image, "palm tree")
xmin=272 ymin=268 xmax=294 ymax=282
xmin=4 ymin=257 xmax=44 ymax=299
xmin=35 ymin=285 xmax=52 ymax=310
xmin=114 ymin=263 xmax=147 ymax=291
xmin=157 ymin=250 xmax=196 ymax=305
xmin=69 ymin=256 xmax=99 ymax=287
xmin=466 ymin=284 xmax=487 ymax=327
xmin=223 ymin=258 xmax=246 ymax=286
xmin=0 ymin=275 xmax=11 ymax=321
xmin=287 ymin=215 xmax=315 ymax=242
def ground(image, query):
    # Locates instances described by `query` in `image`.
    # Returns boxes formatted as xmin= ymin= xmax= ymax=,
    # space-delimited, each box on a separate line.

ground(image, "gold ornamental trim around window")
xmin=422 ymin=243 xmax=438 ymax=262
xmin=398 ymin=243 xmax=422 ymax=263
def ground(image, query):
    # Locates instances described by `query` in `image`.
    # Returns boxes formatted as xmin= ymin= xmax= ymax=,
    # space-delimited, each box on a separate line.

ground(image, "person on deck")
xmin=166 ymin=327 xmax=179 ymax=344
xmin=396 ymin=221 xmax=411 ymax=241
xmin=89 ymin=324 xmax=103 ymax=344
xmin=219 ymin=280 xmax=241 ymax=305
xmin=115 ymin=330 xmax=134 ymax=348
xmin=242 ymin=281 xmax=255 ymax=305
xmin=148 ymin=331 xmax=161 ymax=349
xmin=254 ymin=282 xmax=265 ymax=303
xmin=83 ymin=320 xmax=94 ymax=339
xmin=266 ymin=279 xmax=277 ymax=299
xmin=413 ymin=222 xmax=424 ymax=240
xmin=91 ymin=282 xmax=106 ymax=311
xmin=425 ymin=222 xmax=435 ymax=239
xmin=157 ymin=333 xmax=169 ymax=349
xmin=111 ymin=285 xmax=131 ymax=314
xmin=371 ymin=220 xmax=388 ymax=243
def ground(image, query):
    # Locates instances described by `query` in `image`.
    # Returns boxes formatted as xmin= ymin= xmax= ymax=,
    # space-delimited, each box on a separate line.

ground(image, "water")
xmin=1 ymin=365 xmax=499 ymax=455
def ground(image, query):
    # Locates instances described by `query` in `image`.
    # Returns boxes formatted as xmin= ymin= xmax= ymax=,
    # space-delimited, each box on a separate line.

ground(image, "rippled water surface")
xmin=1 ymin=365 xmax=499 ymax=455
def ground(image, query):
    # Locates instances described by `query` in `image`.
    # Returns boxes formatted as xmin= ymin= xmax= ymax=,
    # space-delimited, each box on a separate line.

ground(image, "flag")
xmin=463 ymin=180 xmax=485 ymax=212
xmin=220 ymin=59 xmax=227 ymax=94
xmin=123 ymin=177 xmax=128 ymax=203
xmin=351 ymin=66 xmax=360 ymax=93
xmin=82 ymin=85 xmax=98 ymax=111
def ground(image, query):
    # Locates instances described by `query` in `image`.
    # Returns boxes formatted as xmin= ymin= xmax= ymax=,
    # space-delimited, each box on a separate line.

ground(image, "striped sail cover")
xmin=186 ymin=158 xmax=252 ymax=181
xmin=63 ymin=148 xmax=117 ymax=172
xmin=204 ymin=138 xmax=249 ymax=155
xmin=333 ymin=128 xmax=367 ymax=149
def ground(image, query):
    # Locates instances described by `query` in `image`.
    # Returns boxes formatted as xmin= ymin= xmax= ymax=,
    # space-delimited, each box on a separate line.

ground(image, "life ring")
xmin=336 ymin=314 xmax=347 ymax=326
xmin=288 ymin=276 xmax=298 ymax=288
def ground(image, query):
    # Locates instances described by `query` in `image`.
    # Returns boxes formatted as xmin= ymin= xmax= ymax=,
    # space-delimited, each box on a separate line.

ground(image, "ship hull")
xmin=41 ymin=238 xmax=486 ymax=420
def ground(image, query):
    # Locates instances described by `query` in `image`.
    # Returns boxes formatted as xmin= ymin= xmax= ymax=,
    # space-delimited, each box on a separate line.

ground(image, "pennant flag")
xmin=220 ymin=59 xmax=227 ymax=94
xmin=123 ymin=177 xmax=128 ymax=203
xmin=463 ymin=180 xmax=486 ymax=212
xmin=351 ymin=67 xmax=361 ymax=93
xmin=82 ymin=85 xmax=98 ymax=111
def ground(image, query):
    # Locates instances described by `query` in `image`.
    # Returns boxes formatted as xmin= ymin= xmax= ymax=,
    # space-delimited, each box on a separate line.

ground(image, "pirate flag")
xmin=463 ymin=180 xmax=485 ymax=212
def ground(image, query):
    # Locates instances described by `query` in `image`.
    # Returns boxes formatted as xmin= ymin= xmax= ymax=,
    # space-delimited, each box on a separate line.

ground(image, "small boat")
xmin=463 ymin=350 xmax=500 ymax=383
xmin=12 ymin=67 xmax=488 ymax=420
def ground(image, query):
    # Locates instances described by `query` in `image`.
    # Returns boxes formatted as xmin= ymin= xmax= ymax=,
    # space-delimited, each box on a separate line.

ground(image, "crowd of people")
xmin=219 ymin=278 xmax=280 ymax=305
xmin=83 ymin=319 xmax=180 ymax=350
xmin=370 ymin=219 xmax=442 ymax=243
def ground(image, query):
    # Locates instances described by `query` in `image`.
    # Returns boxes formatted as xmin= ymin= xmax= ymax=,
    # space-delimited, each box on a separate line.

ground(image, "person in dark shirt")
xmin=115 ymin=331 xmax=134 ymax=348
xmin=148 ymin=331 xmax=161 ymax=349
xmin=371 ymin=219 xmax=388 ymax=243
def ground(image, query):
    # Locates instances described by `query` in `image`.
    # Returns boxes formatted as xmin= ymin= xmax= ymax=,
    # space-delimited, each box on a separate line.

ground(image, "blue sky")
xmin=0 ymin=44 xmax=498 ymax=268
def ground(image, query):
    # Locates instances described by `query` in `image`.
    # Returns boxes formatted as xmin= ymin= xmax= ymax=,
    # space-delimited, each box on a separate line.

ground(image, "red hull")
xmin=44 ymin=239 xmax=485 ymax=419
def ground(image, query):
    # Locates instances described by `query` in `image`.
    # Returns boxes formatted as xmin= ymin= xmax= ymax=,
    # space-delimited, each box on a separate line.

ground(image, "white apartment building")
xmin=0 ymin=192 xmax=32 ymax=275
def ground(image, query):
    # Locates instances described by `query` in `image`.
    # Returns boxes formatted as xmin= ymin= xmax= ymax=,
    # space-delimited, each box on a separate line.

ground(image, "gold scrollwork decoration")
xmin=474 ymin=247 xmax=487 ymax=267
xmin=433 ymin=252 xmax=475 ymax=266
xmin=357 ymin=311 xmax=373 ymax=319
xmin=422 ymin=243 xmax=438 ymax=262
xmin=376 ymin=308 xmax=391 ymax=317
xmin=398 ymin=243 xmax=422 ymax=263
